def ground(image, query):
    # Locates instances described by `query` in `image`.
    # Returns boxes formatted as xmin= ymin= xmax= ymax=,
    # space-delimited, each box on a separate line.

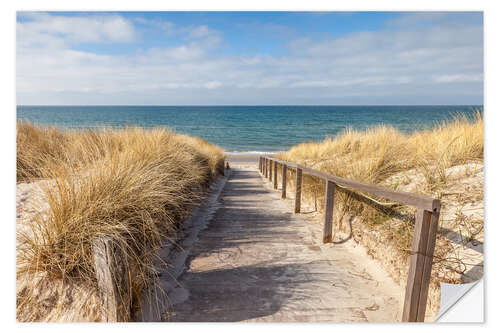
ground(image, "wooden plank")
xmin=323 ymin=181 xmax=335 ymax=243
xmin=295 ymin=168 xmax=302 ymax=213
xmin=416 ymin=202 xmax=440 ymax=321
xmin=264 ymin=157 xmax=437 ymax=210
xmin=402 ymin=208 xmax=431 ymax=322
xmin=273 ymin=161 xmax=278 ymax=189
xmin=92 ymin=237 xmax=130 ymax=322
xmin=281 ymin=164 xmax=287 ymax=199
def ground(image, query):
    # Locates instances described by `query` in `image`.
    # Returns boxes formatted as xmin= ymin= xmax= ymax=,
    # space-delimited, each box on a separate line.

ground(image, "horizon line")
xmin=17 ymin=104 xmax=484 ymax=107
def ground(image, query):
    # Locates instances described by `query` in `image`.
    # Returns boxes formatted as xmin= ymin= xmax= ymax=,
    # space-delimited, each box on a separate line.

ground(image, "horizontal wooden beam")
xmin=262 ymin=156 xmax=438 ymax=211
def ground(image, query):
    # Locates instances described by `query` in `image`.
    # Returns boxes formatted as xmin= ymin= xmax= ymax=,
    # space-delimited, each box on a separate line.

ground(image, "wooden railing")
xmin=259 ymin=155 xmax=441 ymax=322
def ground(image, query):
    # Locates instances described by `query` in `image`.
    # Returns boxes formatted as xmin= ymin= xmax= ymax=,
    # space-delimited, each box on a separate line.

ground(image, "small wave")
xmin=225 ymin=151 xmax=283 ymax=156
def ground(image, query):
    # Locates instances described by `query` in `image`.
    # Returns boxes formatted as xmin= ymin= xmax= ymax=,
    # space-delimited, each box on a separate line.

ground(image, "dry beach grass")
xmin=16 ymin=122 xmax=224 ymax=321
xmin=276 ymin=111 xmax=484 ymax=318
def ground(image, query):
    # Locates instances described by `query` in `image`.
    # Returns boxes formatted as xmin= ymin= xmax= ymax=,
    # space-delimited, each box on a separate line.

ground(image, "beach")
xmin=225 ymin=153 xmax=260 ymax=168
xmin=16 ymin=114 xmax=484 ymax=322
xmin=13 ymin=9 xmax=485 ymax=324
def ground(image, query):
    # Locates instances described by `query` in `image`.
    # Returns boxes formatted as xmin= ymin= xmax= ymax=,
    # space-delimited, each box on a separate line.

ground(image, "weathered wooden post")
xmin=269 ymin=160 xmax=273 ymax=181
xmin=295 ymin=168 xmax=302 ymax=213
xmin=92 ymin=237 xmax=131 ymax=322
xmin=264 ymin=158 xmax=268 ymax=178
xmin=273 ymin=161 xmax=278 ymax=189
xmin=267 ymin=158 xmax=270 ymax=179
xmin=281 ymin=164 xmax=287 ymax=199
xmin=323 ymin=180 xmax=335 ymax=243
xmin=402 ymin=201 xmax=440 ymax=322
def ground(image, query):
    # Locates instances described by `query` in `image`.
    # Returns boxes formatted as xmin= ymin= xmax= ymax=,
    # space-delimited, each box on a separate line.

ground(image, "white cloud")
xmin=134 ymin=17 xmax=174 ymax=33
xmin=386 ymin=12 xmax=449 ymax=27
xmin=17 ymin=12 xmax=136 ymax=48
xmin=433 ymin=74 xmax=483 ymax=83
xmin=203 ymin=81 xmax=222 ymax=89
xmin=187 ymin=25 xmax=214 ymax=39
xmin=16 ymin=13 xmax=483 ymax=105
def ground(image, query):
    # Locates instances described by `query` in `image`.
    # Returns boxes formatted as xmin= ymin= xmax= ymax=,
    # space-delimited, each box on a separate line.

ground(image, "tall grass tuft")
xmin=16 ymin=122 xmax=224 ymax=321
xmin=278 ymin=110 xmax=483 ymax=199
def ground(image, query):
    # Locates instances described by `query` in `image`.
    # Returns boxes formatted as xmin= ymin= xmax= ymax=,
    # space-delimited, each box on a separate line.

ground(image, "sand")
xmin=224 ymin=154 xmax=260 ymax=169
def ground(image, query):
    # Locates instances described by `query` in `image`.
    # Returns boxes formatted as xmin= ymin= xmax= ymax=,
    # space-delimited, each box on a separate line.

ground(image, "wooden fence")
xmin=259 ymin=155 xmax=441 ymax=322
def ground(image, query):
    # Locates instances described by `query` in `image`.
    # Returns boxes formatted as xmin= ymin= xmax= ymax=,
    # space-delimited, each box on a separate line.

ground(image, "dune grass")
xmin=277 ymin=111 xmax=482 ymax=210
xmin=278 ymin=111 xmax=483 ymax=188
xmin=276 ymin=111 xmax=483 ymax=281
xmin=16 ymin=122 xmax=225 ymax=321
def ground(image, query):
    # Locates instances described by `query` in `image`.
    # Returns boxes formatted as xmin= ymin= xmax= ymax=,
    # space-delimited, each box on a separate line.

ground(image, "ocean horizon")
xmin=17 ymin=105 xmax=482 ymax=153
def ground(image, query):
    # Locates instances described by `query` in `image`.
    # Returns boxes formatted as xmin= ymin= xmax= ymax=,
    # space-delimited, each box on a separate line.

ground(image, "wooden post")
xmin=295 ymin=168 xmax=302 ymax=213
xmin=417 ymin=204 xmax=440 ymax=320
xmin=269 ymin=160 xmax=273 ymax=181
xmin=402 ymin=202 xmax=440 ymax=322
xmin=264 ymin=158 xmax=268 ymax=178
xmin=323 ymin=180 xmax=335 ymax=243
xmin=281 ymin=164 xmax=287 ymax=199
xmin=273 ymin=161 xmax=278 ymax=189
xmin=93 ymin=237 xmax=131 ymax=322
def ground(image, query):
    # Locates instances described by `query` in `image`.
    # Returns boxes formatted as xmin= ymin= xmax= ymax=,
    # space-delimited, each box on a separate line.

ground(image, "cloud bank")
xmin=16 ymin=12 xmax=483 ymax=105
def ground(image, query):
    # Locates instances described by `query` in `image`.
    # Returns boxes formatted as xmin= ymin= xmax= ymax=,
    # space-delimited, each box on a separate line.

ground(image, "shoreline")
xmin=225 ymin=152 xmax=268 ymax=164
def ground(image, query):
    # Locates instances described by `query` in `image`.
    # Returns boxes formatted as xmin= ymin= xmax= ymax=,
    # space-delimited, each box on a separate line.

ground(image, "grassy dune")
xmin=16 ymin=122 xmax=225 ymax=321
xmin=279 ymin=112 xmax=482 ymax=187
xmin=278 ymin=111 xmax=482 ymax=227
xmin=277 ymin=111 xmax=483 ymax=316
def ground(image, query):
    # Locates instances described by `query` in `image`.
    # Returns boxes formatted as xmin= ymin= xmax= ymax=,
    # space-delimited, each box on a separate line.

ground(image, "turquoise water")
xmin=17 ymin=105 xmax=481 ymax=153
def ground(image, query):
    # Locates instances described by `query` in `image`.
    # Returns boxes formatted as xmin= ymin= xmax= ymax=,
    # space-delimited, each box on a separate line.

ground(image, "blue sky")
xmin=16 ymin=11 xmax=483 ymax=105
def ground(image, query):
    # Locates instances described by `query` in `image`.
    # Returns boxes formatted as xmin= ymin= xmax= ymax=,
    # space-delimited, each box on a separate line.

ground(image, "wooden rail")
xmin=258 ymin=155 xmax=440 ymax=322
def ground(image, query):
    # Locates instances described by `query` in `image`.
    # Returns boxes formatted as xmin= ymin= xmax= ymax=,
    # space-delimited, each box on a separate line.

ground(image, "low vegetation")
xmin=279 ymin=111 xmax=482 ymax=188
xmin=276 ymin=111 xmax=483 ymax=317
xmin=16 ymin=122 xmax=225 ymax=321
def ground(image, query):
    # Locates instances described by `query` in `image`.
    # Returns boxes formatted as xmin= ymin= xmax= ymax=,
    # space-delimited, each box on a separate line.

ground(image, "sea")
xmin=17 ymin=105 xmax=481 ymax=154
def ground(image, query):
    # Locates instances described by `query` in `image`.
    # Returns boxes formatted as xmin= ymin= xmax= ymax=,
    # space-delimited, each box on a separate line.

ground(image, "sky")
xmin=16 ymin=11 xmax=483 ymax=105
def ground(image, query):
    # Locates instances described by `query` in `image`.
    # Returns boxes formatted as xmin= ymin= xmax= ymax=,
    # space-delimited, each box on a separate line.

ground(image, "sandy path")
xmin=160 ymin=164 xmax=404 ymax=322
